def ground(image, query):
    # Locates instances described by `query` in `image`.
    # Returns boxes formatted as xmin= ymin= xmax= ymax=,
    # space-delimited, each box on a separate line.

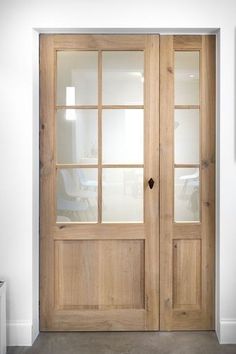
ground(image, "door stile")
xmin=40 ymin=35 xmax=56 ymax=329
xmin=144 ymin=35 xmax=160 ymax=329
xmin=160 ymin=35 xmax=174 ymax=331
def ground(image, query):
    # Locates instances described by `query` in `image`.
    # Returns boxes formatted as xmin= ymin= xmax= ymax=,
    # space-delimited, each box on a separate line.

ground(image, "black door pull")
xmin=148 ymin=178 xmax=155 ymax=189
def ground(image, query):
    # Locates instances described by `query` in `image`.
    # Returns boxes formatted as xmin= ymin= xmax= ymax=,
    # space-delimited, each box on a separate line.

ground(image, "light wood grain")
xmin=200 ymin=35 xmax=216 ymax=329
xmin=174 ymin=164 xmax=200 ymax=168
xmin=56 ymin=164 xmax=144 ymax=169
xmin=56 ymin=105 xmax=98 ymax=110
xmin=174 ymin=105 xmax=200 ymax=109
xmin=41 ymin=33 xmax=214 ymax=333
xmin=98 ymin=50 xmax=102 ymax=223
xmin=173 ymin=223 xmax=201 ymax=239
xmin=56 ymin=105 xmax=144 ymax=110
xmin=160 ymin=35 xmax=174 ymax=331
xmin=50 ymin=34 xmax=147 ymax=50
xmin=51 ymin=309 xmax=146 ymax=331
xmin=40 ymin=34 xmax=160 ymax=331
xmin=144 ymin=35 xmax=160 ymax=330
xmin=160 ymin=35 xmax=215 ymax=330
xmin=174 ymin=35 xmax=202 ymax=50
xmin=53 ymin=223 xmax=146 ymax=239
xmin=55 ymin=240 xmax=144 ymax=310
xmin=173 ymin=239 xmax=201 ymax=310
xmin=40 ymin=35 xmax=56 ymax=330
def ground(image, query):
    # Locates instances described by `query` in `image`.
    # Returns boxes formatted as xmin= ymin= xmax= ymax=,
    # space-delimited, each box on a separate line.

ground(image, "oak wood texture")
xmin=175 ymin=105 xmax=200 ymax=110
xmin=173 ymin=35 xmax=202 ymax=50
xmin=55 ymin=240 xmax=144 ymax=310
xmin=173 ymin=239 xmax=201 ymax=310
xmin=40 ymin=34 xmax=159 ymax=331
xmin=160 ymin=35 xmax=215 ymax=330
xmin=56 ymin=105 xmax=144 ymax=109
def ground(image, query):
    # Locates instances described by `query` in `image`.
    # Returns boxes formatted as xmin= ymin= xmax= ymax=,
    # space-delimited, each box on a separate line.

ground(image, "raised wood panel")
xmin=55 ymin=240 xmax=145 ymax=310
xmin=173 ymin=240 xmax=201 ymax=310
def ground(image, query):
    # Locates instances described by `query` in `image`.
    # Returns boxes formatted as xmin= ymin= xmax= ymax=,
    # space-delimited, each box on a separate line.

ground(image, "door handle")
xmin=148 ymin=178 xmax=155 ymax=189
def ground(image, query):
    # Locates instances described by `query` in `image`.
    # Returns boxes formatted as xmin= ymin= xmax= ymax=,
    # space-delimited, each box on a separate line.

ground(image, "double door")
xmin=40 ymin=34 xmax=215 ymax=331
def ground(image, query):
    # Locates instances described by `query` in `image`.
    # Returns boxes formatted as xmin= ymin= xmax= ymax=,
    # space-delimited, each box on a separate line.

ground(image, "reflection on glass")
xmin=56 ymin=110 xmax=98 ymax=164
xmin=102 ymin=168 xmax=143 ymax=222
xmin=175 ymin=51 xmax=199 ymax=105
xmin=57 ymin=51 xmax=98 ymax=105
xmin=57 ymin=168 xmax=97 ymax=222
xmin=175 ymin=110 xmax=199 ymax=164
xmin=102 ymin=110 xmax=143 ymax=164
xmin=175 ymin=168 xmax=200 ymax=222
xmin=102 ymin=51 xmax=144 ymax=105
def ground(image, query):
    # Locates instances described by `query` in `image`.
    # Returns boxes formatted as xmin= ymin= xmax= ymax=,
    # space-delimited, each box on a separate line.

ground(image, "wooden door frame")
xmin=39 ymin=34 xmax=160 ymax=331
xmin=35 ymin=30 xmax=218 ymax=335
xmin=160 ymin=35 xmax=215 ymax=330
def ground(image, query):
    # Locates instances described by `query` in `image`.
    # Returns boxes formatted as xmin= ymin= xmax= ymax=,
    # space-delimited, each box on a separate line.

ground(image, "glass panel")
xmin=102 ymin=109 xmax=143 ymax=164
xmin=57 ymin=51 xmax=98 ymax=105
xmin=102 ymin=168 xmax=143 ymax=222
xmin=56 ymin=168 xmax=97 ymax=223
xmin=174 ymin=109 xmax=199 ymax=164
xmin=175 ymin=168 xmax=200 ymax=222
xmin=102 ymin=51 xmax=144 ymax=105
xmin=175 ymin=52 xmax=199 ymax=105
xmin=56 ymin=109 xmax=98 ymax=164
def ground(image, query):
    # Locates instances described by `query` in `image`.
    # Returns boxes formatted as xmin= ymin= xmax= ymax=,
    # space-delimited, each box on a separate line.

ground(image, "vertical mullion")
xmin=98 ymin=50 xmax=102 ymax=223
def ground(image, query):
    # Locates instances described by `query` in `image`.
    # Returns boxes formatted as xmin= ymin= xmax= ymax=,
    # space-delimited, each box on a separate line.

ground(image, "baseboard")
xmin=218 ymin=320 xmax=236 ymax=344
xmin=7 ymin=321 xmax=33 ymax=346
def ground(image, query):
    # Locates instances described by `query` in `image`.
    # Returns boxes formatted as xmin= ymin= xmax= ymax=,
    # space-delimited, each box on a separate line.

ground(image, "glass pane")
xmin=102 ymin=109 xmax=143 ymax=164
xmin=56 ymin=109 xmax=98 ymax=164
xmin=175 ymin=109 xmax=199 ymax=164
xmin=57 ymin=168 xmax=97 ymax=222
xmin=102 ymin=168 xmax=143 ymax=222
xmin=175 ymin=168 xmax=200 ymax=222
xmin=175 ymin=52 xmax=199 ymax=105
xmin=102 ymin=51 xmax=144 ymax=105
xmin=57 ymin=51 xmax=98 ymax=105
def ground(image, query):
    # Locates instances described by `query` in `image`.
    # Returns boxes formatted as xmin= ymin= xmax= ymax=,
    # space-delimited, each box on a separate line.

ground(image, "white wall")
xmin=0 ymin=0 xmax=235 ymax=346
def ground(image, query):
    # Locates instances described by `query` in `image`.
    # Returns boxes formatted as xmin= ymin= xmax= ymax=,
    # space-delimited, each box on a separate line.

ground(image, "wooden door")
xmin=160 ymin=36 xmax=215 ymax=330
xmin=40 ymin=35 xmax=159 ymax=331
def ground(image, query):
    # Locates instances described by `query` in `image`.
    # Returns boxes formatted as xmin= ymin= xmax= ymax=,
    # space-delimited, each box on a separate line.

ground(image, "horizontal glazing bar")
xmin=174 ymin=105 xmax=200 ymax=109
xmin=102 ymin=164 xmax=144 ymax=168
xmin=56 ymin=105 xmax=144 ymax=110
xmin=56 ymin=105 xmax=98 ymax=110
xmin=56 ymin=164 xmax=98 ymax=169
xmin=56 ymin=164 xmax=144 ymax=169
xmin=102 ymin=105 xmax=144 ymax=109
xmin=174 ymin=221 xmax=201 ymax=225
xmin=174 ymin=163 xmax=200 ymax=168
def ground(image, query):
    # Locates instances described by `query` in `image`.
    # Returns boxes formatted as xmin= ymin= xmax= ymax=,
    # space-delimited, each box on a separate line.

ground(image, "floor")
xmin=7 ymin=332 xmax=236 ymax=354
